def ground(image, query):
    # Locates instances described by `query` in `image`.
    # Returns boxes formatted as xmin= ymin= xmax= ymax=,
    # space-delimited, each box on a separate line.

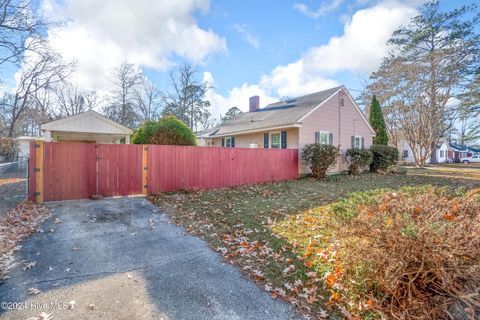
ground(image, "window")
xmin=403 ymin=150 xmax=409 ymax=158
xmin=353 ymin=136 xmax=363 ymax=149
xmin=440 ymin=150 xmax=445 ymax=158
xmin=315 ymin=131 xmax=331 ymax=145
xmin=270 ymin=132 xmax=281 ymax=149
xmin=224 ymin=137 xmax=234 ymax=148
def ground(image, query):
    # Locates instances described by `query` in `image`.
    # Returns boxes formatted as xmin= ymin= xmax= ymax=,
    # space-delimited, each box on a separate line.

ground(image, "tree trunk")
xmin=429 ymin=141 xmax=437 ymax=164
xmin=7 ymin=123 xmax=15 ymax=138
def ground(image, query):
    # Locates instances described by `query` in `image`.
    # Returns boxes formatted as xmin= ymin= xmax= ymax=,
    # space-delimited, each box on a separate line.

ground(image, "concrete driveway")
xmin=0 ymin=197 xmax=298 ymax=320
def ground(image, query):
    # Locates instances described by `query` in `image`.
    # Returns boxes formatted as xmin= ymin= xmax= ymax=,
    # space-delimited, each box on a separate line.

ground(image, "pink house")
xmin=197 ymin=86 xmax=375 ymax=174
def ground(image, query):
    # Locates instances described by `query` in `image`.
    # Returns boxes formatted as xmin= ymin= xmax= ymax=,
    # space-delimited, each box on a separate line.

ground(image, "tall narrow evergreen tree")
xmin=369 ymin=95 xmax=389 ymax=145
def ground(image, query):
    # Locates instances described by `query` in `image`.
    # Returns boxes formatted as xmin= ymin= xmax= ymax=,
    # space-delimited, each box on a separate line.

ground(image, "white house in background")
xmin=41 ymin=110 xmax=133 ymax=144
xmin=398 ymin=140 xmax=455 ymax=164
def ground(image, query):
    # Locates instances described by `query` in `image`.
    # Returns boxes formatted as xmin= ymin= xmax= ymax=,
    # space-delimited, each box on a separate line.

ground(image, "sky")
xmin=3 ymin=0 xmax=471 ymax=120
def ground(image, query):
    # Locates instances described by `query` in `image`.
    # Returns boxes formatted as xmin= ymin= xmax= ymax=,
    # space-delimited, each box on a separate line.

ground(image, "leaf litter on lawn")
xmin=0 ymin=201 xmax=51 ymax=279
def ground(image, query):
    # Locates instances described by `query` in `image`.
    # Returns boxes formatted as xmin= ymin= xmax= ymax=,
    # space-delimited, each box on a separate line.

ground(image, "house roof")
xmin=468 ymin=146 xmax=480 ymax=153
xmin=449 ymin=143 xmax=469 ymax=152
xmin=41 ymin=110 xmax=133 ymax=135
xmin=207 ymin=86 xmax=346 ymax=137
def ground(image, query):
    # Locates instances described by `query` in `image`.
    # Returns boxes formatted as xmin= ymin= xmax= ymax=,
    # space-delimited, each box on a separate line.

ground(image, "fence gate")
xmin=41 ymin=142 xmax=96 ymax=202
xmin=31 ymin=142 xmax=145 ymax=202
xmin=96 ymin=144 xmax=143 ymax=197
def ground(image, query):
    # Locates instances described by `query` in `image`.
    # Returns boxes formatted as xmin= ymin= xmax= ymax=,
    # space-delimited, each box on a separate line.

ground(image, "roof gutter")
xmin=207 ymin=123 xmax=302 ymax=138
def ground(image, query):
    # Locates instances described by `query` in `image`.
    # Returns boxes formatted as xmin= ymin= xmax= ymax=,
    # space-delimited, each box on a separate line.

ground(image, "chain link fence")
xmin=0 ymin=159 xmax=28 ymax=217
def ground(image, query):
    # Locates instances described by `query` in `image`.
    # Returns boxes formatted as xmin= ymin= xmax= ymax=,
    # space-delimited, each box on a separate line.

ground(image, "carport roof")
xmin=41 ymin=110 xmax=133 ymax=135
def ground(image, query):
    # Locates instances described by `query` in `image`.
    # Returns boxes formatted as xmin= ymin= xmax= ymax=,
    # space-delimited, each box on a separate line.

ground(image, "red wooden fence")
xmin=147 ymin=146 xmax=298 ymax=192
xmin=30 ymin=142 xmax=298 ymax=202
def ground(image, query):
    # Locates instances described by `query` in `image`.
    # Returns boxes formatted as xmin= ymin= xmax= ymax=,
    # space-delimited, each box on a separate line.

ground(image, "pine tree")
xmin=369 ymin=95 xmax=389 ymax=145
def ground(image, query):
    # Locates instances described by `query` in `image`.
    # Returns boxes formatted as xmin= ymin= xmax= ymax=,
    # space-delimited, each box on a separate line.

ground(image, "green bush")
xmin=131 ymin=121 xmax=160 ymax=144
xmin=149 ymin=116 xmax=196 ymax=146
xmin=369 ymin=145 xmax=399 ymax=173
xmin=132 ymin=116 xmax=196 ymax=146
xmin=301 ymin=143 xmax=338 ymax=180
xmin=346 ymin=148 xmax=372 ymax=175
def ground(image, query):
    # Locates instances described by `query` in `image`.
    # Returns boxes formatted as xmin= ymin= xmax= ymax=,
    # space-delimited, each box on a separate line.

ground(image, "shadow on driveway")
xmin=0 ymin=197 xmax=299 ymax=320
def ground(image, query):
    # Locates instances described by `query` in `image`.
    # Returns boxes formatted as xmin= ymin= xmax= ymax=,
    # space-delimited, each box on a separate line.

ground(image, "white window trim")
xmin=318 ymin=131 xmax=330 ymax=145
xmin=270 ymin=131 xmax=281 ymax=149
xmin=224 ymin=136 xmax=233 ymax=148
xmin=353 ymin=135 xmax=363 ymax=149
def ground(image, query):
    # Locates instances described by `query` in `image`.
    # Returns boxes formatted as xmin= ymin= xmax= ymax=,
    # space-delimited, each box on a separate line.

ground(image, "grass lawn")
xmin=149 ymin=166 xmax=480 ymax=319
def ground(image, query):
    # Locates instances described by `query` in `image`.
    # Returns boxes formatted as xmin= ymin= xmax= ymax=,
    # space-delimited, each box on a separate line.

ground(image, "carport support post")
xmin=142 ymin=146 xmax=148 ymax=194
xmin=34 ymin=141 xmax=44 ymax=203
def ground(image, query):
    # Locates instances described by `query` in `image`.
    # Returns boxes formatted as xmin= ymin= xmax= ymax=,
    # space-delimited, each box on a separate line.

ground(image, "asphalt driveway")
xmin=0 ymin=197 xmax=298 ymax=320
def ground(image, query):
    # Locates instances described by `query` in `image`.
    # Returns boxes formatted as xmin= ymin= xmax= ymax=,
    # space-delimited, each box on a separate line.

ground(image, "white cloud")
xmin=301 ymin=1 xmax=417 ymax=73
xmin=234 ymin=24 xmax=260 ymax=49
xmin=207 ymin=0 xmax=418 ymax=118
xmin=43 ymin=0 xmax=226 ymax=91
xmin=259 ymin=61 xmax=339 ymax=97
xmin=204 ymin=72 xmax=277 ymax=117
xmin=294 ymin=0 xmax=344 ymax=18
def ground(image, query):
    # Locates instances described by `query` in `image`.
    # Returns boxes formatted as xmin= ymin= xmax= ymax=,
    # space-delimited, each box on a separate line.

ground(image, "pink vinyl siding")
xmin=298 ymin=90 xmax=374 ymax=173
xmin=211 ymin=128 xmax=299 ymax=149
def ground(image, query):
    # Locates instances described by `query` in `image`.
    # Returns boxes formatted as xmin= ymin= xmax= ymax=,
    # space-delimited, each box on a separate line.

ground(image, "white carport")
xmin=41 ymin=111 xmax=133 ymax=144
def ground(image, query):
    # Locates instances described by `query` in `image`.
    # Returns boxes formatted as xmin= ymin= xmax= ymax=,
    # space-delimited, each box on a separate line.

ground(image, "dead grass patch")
xmin=149 ymin=168 xmax=480 ymax=319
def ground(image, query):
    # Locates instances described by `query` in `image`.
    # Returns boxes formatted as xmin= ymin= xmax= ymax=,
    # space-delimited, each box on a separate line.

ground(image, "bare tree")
xmin=364 ymin=1 xmax=479 ymax=166
xmin=0 ymin=0 xmax=48 ymax=66
xmin=104 ymin=62 xmax=142 ymax=128
xmin=197 ymin=104 xmax=216 ymax=131
xmin=54 ymin=82 xmax=100 ymax=117
xmin=162 ymin=64 xmax=211 ymax=130
xmin=0 ymin=42 xmax=75 ymax=137
xmin=134 ymin=78 xmax=161 ymax=122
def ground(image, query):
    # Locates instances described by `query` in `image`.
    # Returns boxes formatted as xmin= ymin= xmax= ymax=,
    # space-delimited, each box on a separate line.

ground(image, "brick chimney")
xmin=249 ymin=96 xmax=260 ymax=112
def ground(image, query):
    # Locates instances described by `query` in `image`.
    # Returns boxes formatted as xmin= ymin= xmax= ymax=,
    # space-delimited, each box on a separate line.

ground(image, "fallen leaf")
xmin=318 ymin=308 xmax=329 ymax=318
xmin=442 ymin=213 xmax=455 ymax=221
xmin=39 ymin=312 xmax=53 ymax=320
xmin=22 ymin=261 xmax=36 ymax=271
xmin=28 ymin=287 xmax=41 ymax=295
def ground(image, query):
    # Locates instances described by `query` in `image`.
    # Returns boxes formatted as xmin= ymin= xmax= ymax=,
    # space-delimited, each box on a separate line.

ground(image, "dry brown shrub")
xmin=336 ymin=187 xmax=480 ymax=319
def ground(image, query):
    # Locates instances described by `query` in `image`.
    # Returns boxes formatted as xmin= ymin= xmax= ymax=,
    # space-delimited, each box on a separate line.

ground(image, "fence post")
xmin=34 ymin=141 xmax=44 ymax=203
xmin=142 ymin=145 xmax=148 ymax=194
